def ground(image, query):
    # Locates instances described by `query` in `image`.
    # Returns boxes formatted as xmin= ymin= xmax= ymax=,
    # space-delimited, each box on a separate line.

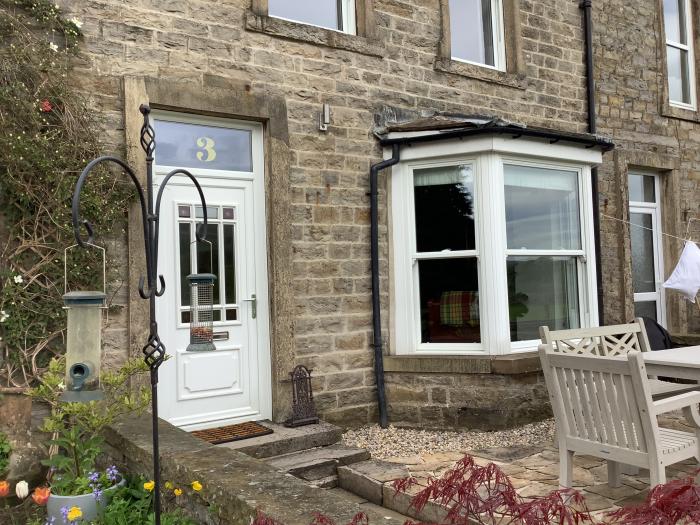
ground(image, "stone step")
xmin=337 ymin=459 xmax=410 ymax=505
xmin=217 ymin=420 xmax=342 ymax=459
xmin=266 ymin=445 xmax=370 ymax=481
xmin=310 ymin=475 xmax=338 ymax=489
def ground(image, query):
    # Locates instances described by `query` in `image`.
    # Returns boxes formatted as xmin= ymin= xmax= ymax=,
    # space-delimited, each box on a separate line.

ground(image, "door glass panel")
xmin=630 ymin=213 xmax=656 ymax=293
xmin=413 ymin=165 xmax=475 ymax=252
xmin=226 ymin=309 xmax=238 ymax=321
xmin=628 ymin=174 xmax=656 ymax=203
xmin=153 ymin=119 xmax=253 ymax=172
xmin=504 ymin=165 xmax=581 ymax=250
xmin=449 ymin=0 xmax=496 ymax=66
xmin=224 ymin=225 xmax=236 ymax=304
xmin=178 ymin=223 xmax=192 ymax=306
xmin=635 ymin=301 xmax=658 ymax=321
xmin=197 ymin=223 xmax=220 ymax=303
xmin=417 ymin=258 xmax=480 ymax=343
xmin=269 ymin=0 xmax=340 ymax=30
xmin=507 ymin=256 xmax=580 ymax=341
xmin=195 ymin=206 xmax=219 ymax=219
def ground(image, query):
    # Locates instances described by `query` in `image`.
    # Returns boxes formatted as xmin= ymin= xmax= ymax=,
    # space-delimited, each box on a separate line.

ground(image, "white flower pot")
xmin=46 ymin=478 xmax=125 ymax=523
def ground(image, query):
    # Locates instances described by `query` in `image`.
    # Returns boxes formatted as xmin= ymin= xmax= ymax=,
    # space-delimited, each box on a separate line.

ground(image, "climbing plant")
xmin=0 ymin=1 xmax=130 ymax=388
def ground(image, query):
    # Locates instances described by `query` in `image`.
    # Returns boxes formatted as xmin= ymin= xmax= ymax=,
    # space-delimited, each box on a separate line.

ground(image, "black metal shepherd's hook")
xmin=72 ymin=104 xmax=209 ymax=525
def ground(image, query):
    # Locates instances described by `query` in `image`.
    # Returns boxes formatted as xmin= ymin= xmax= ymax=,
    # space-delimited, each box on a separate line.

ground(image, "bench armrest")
xmin=652 ymin=391 xmax=700 ymax=415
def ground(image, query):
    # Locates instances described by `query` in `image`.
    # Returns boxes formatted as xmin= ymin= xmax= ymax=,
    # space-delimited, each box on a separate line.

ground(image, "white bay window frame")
xmin=389 ymin=137 xmax=601 ymax=356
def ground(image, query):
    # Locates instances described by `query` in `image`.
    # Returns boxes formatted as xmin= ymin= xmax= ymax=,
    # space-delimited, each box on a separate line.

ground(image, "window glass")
xmin=269 ymin=0 xmax=341 ymax=31
xmin=224 ymin=225 xmax=236 ymax=304
xmin=418 ymin=258 xmax=480 ymax=344
xmin=413 ymin=165 xmax=475 ymax=252
xmin=504 ymin=165 xmax=581 ymax=250
xmin=630 ymin=213 xmax=657 ymax=294
xmin=634 ymin=301 xmax=658 ymax=321
xmin=449 ymin=0 xmax=497 ymax=67
xmin=628 ymin=174 xmax=656 ymax=203
xmin=664 ymin=0 xmax=687 ymax=43
xmin=667 ymin=46 xmax=692 ymax=104
xmin=508 ymin=256 xmax=580 ymax=341
xmin=154 ymin=120 xmax=253 ymax=172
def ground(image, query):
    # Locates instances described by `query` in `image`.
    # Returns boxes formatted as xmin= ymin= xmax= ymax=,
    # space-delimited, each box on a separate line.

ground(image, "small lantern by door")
xmin=60 ymin=291 xmax=106 ymax=402
xmin=186 ymin=273 xmax=217 ymax=352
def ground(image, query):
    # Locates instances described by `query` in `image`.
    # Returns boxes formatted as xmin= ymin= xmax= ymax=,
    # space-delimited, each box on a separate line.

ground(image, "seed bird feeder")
xmin=186 ymin=273 xmax=217 ymax=352
xmin=61 ymin=244 xmax=106 ymax=402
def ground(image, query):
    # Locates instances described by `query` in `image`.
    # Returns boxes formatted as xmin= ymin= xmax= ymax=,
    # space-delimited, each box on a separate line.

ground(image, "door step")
xmin=265 ymin=444 xmax=370 ymax=483
xmin=217 ymin=420 xmax=342 ymax=459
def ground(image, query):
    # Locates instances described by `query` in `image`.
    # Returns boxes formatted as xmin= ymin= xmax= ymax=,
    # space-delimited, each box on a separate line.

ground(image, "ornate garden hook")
xmin=71 ymin=104 xmax=210 ymax=525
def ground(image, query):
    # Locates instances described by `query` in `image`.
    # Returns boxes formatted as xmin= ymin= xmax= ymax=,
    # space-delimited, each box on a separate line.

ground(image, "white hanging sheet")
xmin=663 ymin=241 xmax=700 ymax=303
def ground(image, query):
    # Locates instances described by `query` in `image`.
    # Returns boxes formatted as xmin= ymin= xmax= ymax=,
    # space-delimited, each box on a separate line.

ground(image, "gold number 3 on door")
xmin=196 ymin=137 xmax=217 ymax=162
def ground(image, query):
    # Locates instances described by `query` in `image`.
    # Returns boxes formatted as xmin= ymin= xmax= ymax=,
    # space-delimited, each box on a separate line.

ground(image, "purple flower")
xmin=44 ymin=518 xmax=56 ymax=525
xmin=60 ymin=506 xmax=69 ymax=522
xmin=106 ymin=465 xmax=120 ymax=483
xmin=88 ymin=471 xmax=99 ymax=483
xmin=92 ymin=487 xmax=103 ymax=501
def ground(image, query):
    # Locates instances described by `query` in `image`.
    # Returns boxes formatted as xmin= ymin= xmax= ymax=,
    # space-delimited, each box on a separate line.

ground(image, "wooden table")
xmin=642 ymin=346 xmax=700 ymax=382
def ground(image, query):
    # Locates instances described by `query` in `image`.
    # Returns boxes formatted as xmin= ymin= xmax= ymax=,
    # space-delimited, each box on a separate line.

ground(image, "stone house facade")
xmin=51 ymin=0 xmax=700 ymax=431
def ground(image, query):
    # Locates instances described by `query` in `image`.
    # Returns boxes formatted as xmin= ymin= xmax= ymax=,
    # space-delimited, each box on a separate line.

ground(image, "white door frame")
xmin=152 ymin=109 xmax=272 ymax=428
xmin=629 ymin=172 xmax=666 ymax=326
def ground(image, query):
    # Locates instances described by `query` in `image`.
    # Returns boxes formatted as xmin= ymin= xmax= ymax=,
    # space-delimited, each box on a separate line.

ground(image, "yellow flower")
xmin=144 ymin=480 xmax=155 ymax=492
xmin=191 ymin=480 xmax=202 ymax=492
xmin=67 ymin=506 xmax=83 ymax=521
xmin=164 ymin=481 xmax=173 ymax=490
xmin=174 ymin=488 xmax=183 ymax=496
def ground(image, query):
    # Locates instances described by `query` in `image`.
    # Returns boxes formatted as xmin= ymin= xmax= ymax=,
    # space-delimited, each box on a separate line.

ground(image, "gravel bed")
xmin=342 ymin=419 xmax=556 ymax=459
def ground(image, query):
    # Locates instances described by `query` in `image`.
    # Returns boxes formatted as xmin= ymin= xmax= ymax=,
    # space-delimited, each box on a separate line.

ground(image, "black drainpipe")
xmin=370 ymin=143 xmax=400 ymax=429
xmin=581 ymin=0 xmax=605 ymax=325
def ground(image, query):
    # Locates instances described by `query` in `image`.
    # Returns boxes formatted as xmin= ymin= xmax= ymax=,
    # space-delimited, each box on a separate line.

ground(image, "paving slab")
xmin=219 ymin=420 xmax=342 ymax=458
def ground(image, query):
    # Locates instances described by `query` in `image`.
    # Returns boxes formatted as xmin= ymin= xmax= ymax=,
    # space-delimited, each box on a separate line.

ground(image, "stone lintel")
xmin=383 ymin=352 xmax=541 ymax=375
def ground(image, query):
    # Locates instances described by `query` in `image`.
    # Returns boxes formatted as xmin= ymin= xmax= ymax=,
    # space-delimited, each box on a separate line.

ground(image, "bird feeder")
xmin=186 ymin=273 xmax=217 ymax=352
xmin=60 ymin=290 xmax=106 ymax=402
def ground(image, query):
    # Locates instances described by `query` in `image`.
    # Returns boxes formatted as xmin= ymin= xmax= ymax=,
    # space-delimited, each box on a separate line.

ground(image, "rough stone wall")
xmin=56 ymin=0 xmax=603 ymax=428
xmin=594 ymin=0 xmax=700 ymax=332
xmin=385 ymin=371 xmax=551 ymax=431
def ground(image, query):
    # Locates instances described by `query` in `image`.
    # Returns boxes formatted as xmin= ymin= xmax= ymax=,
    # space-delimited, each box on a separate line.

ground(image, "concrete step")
xmin=217 ymin=420 xmax=342 ymax=459
xmin=337 ymin=459 xmax=410 ymax=505
xmin=266 ymin=444 xmax=370 ymax=481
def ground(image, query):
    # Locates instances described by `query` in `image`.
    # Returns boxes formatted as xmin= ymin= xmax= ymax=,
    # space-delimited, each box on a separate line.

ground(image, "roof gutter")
xmin=581 ymin=0 xmax=605 ymax=325
xmin=379 ymin=124 xmax=613 ymax=151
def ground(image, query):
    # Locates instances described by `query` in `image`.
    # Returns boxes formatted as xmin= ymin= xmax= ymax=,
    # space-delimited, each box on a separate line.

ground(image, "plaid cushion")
xmin=439 ymin=291 xmax=479 ymax=327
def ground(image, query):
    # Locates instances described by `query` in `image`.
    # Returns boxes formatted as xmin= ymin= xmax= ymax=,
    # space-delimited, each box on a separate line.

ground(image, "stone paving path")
xmin=339 ymin=412 xmax=700 ymax=522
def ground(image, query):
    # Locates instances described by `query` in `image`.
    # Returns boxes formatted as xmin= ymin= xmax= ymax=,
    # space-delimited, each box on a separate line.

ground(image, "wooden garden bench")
xmin=539 ymin=347 xmax=700 ymax=488
xmin=539 ymin=320 xmax=699 ymax=398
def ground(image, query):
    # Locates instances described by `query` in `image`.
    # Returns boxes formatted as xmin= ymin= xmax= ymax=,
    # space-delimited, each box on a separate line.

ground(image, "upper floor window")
xmin=663 ymin=0 xmax=696 ymax=108
xmin=448 ymin=0 xmax=505 ymax=69
xmin=269 ymin=0 xmax=356 ymax=34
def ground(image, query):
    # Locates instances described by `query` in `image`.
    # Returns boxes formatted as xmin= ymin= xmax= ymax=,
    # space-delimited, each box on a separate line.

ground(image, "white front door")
xmin=152 ymin=111 xmax=271 ymax=431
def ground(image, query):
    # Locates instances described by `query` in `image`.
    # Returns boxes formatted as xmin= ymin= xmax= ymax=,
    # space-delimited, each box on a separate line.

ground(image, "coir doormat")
xmin=191 ymin=421 xmax=273 ymax=445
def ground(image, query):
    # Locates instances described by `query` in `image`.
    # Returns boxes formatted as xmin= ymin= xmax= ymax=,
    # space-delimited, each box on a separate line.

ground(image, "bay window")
xmin=391 ymin=139 xmax=600 ymax=356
